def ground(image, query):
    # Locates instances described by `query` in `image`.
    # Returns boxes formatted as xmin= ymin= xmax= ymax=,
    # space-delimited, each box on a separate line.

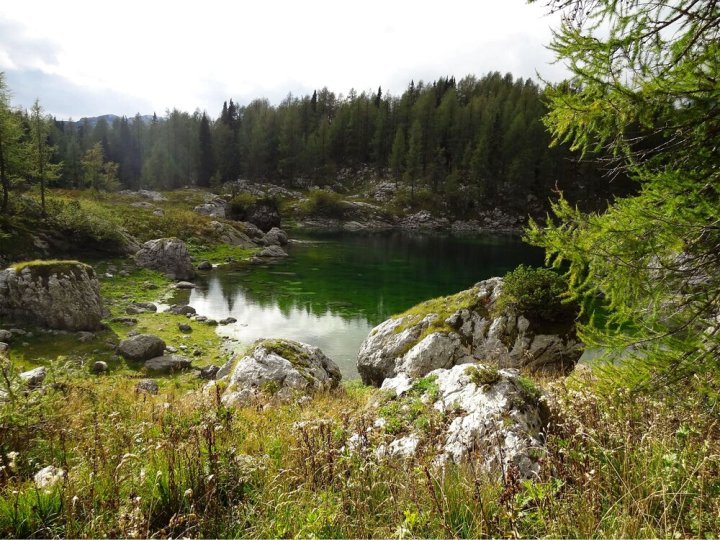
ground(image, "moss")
xmin=189 ymin=243 xmax=258 ymax=265
xmin=11 ymin=259 xmax=92 ymax=283
xmin=466 ymin=365 xmax=501 ymax=387
xmin=410 ymin=374 xmax=440 ymax=401
xmin=258 ymin=339 xmax=310 ymax=369
xmin=516 ymin=375 xmax=542 ymax=404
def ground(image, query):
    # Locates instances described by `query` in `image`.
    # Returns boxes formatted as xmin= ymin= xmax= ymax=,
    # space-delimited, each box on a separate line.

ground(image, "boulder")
xmin=136 ymin=379 xmax=159 ymax=394
xmin=219 ymin=339 xmax=341 ymax=406
xmin=238 ymin=221 xmax=265 ymax=240
xmin=135 ymin=238 xmax=195 ymax=280
xmin=0 ymin=262 xmax=103 ymax=331
xmin=208 ymin=221 xmax=255 ymax=247
xmin=117 ymin=334 xmax=166 ymax=362
xmin=193 ymin=198 xmax=227 ymax=218
xmin=144 ymin=354 xmax=192 ymax=374
xmin=247 ymin=202 xmax=280 ymax=232
xmin=20 ymin=366 xmax=46 ymax=387
xmin=263 ymin=227 xmax=289 ymax=246
xmin=199 ymin=364 xmax=220 ymax=380
xmin=197 ymin=260 xmax=212 ymax=271
xmin=256 ymin=245 xmax=288 ymax=258
xmin=0 ymin=329 xmax=11 ymax=342
xmin=357 ymin=277 xmax=581 ymax=386
xmin=167 ymin=304 xmax=196 ymax=316
xmin=374 ymin=364 xmax=547 ymax=478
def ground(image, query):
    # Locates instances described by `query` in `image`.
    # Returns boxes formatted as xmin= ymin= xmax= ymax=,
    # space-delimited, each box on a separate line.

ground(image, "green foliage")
xmin=465 ymin=364 xmax=501 ymax=387
xmin=300 ymin=189 xmax=347 ymax=219
xmin=496 ymin=265 xmax=577 ymax=322
xmin=227 ymin=193 xmax=257 ymax=220
xmin=81 ymin=143 xmax=120 ymax=191
xmin=527 ymin=0 xmax=720 ymax=391
xmin=45 ymin=197 xmax=127 ymax=248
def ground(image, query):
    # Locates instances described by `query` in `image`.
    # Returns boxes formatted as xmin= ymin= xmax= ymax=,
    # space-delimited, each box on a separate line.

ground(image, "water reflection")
xmin=188 ymin=230 xmax=544 ymax=378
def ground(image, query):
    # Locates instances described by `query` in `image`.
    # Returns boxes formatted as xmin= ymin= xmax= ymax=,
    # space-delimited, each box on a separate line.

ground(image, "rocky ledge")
xmin=357 ymin=277 xmax=582 ymax=386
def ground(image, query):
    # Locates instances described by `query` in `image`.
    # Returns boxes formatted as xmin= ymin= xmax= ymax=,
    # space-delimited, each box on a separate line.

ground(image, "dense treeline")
xmin=3 ymin=72 xmax=624 ymax=214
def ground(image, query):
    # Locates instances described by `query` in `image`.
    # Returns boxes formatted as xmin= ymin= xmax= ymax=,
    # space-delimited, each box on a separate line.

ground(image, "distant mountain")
xmin=62 ymin=114 xmax=155 ymax=127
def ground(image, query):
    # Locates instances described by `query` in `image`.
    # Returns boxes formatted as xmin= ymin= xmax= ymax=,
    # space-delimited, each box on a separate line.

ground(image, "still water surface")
xmin=189 ymin=230 xmax=543 ymax=378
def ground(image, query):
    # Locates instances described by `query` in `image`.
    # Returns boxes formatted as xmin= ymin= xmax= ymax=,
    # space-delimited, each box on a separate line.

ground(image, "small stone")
xmin=193 ymin=350 xmax=203 ymax=357
xmin=178 ymin=323 xmax=192 ymax=333
xmin=77 ymin=331 xmax=95 ymax=343
xmin=119 ymin=270 xmax=130 ymax=277
xmin=218 ymin=317 xmax=237 ymax=325
xmin=34 ymin=465 xmax=65 ymax=489
xmin=199 ymin=365 xmax=219 ymax=380
xmin=197 ymin=261 xmax=212 ymax=271
xmin=165 ymin=346 xmax=178 ymax=353
xmin=193 ymin=315 xmax=207 ymax=322
xmin=142 ymin=281 xmax=158 ymax=290
xmin=0 ymin=329 xmax=12 ymax=342
xmin=174 ymin=281 xmax=197 ymax=289
xmin=91 ymin=361 xmax=108 ymax=374
xmin=136 ymin=379 xmax=159 ymax=395
xmin=10 ymin=328 xmax=27 ymax=336
xmin=111 ymin=316 xmax=138 ymax=325
xmin=0 ymin=342 xmax=8 ymax=353
xmin=205 ymin=319 xmax=218 ymax=327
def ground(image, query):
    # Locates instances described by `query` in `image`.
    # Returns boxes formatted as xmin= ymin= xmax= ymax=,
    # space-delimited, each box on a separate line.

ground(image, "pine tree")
xmin=197 ymin=112 xmax=213 ymax=187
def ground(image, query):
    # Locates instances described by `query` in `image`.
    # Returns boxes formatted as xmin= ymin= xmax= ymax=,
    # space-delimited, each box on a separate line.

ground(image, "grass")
xmin=1 ymin=356 xmax=716 ymax=538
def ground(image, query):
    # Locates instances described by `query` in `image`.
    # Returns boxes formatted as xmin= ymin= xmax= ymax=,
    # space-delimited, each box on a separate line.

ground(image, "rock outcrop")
xmin=193 ymin=197 xmax=227 ymax=218
xmin=372 ymin=364 xmax=547 ymax=478
xmin=135 ymin=238 xmax=195 ymax=280
xmin=208 ymin=221 xmax=255 ymax=247
xmin=262 ymin=227 xmax=289 ymax=246
xmin=218 ymin=339 xmax=341 ymax=406
xmin=357 ymin=277 xmax=581 ymax=386
xmin=0 ymin=262 xmax=103 ymax=331
xmin=144 ymin=354 xmax=192 ymax=374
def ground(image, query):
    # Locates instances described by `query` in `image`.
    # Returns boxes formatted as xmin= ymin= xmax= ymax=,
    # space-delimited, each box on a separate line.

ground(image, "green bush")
xmin=496 ymin=265 xmax=577 ymax=322
xmin=227 ymin=193 xmax=257 ymax=220
xmin=46 ymin=198 xmax=126 ymax=248
xmin=300 ymin=189 xmax=346 ymax=219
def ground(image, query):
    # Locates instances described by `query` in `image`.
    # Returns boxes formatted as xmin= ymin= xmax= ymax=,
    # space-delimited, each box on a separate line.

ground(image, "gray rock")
xmin=20 ymin=366 xmax=46 ymax=387
xmin=256 ymin=245 xmax=288 ymax=258
xmin=111 ymin=316 xmax=138 ymax=324
xmin=263 ymin=227 xmax=289 ymax=246
xmin=376 ymin=364 xmax=546 ymax=478
xmin=208 ymin=221 xmax=255 ymax=247
xmin=77 ymin=331 xmax=95 ymax=343
xmin=178 ymin=323 xmax=192 ymax=333
xmin=135 ymin=238 xmax=195 ymax=280
xmin=357 ymin=277 xmax=581 ymax=385
xmin=144 ymin=354 xmax=192 ymax=374
xmin=199 ymin=364 xmax=220 ymax=380
xmin=193 ymin=198 xmax=227 ymax=219
xmin=0 ymin=342 xmax=8 ymax=353
xmin=136 ymin=379 xmax=159 ymax=394
xmin=219 ymin=317 xmax=237 ymax=325
xmin=174 ymin=281 xmax=197 ymax=289
xmin=247 ymin=203 xmax=280 ymax=232
xmin=239 ymin=221 xmax=265 ymax=240
xmin=91 ymin=361 xmax=108 ymax=374
xmin=128 ymin=301 xmax=157 ymax=313
xmin=0 ymin=329 xmax=11 ymax=342
xmin=0 ymin=262 xmax=103 ymax=331
xmin=34 ymin=465 xmax=65 ymax=489
xmin=137 ymin=189 xmax=167 ymax=202
xmin=197 ymin=261 xmax=212 ymax=271
xmin=221 ymin=339 xmax=341 ymax=407
xmin=168 ymin=304 xmax=196 ymax=316
xmin=117 ymin=334 xmax=166 ymax=362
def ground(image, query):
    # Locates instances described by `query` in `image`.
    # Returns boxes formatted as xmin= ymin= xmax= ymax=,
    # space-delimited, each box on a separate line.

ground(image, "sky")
xmin=0 ymin=0 xmax=567 ymax=120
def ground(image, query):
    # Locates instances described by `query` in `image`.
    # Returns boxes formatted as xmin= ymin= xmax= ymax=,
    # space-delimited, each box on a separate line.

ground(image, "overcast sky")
xmin=0 ymin=0 xmax=566 ymax=120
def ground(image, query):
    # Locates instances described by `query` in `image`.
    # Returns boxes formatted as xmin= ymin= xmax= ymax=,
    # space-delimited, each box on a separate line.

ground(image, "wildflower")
xmin=184 ymin=488 xmax=193 ymax=498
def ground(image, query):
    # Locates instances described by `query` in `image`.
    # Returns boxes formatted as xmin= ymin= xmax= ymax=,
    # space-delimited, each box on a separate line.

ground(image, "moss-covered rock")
xmin=218 ymin=338 xmax=342 ymax=407
xmin=0 ymin=260 xmax=103 ymax=330
xmin=357 ymin=277 xmax=582 ymax=386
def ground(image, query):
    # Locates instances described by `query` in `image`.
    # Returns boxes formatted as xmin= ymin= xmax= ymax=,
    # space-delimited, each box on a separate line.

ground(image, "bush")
xmin=300 ymin=189 xmax=346 ymax=219
xmin=46 ymin=198 xmax=127 ymax=248
xmin=496 ymin=265 xmax=577 ymax=322
xmin=227 ymin=193 xmax=257 ymax=220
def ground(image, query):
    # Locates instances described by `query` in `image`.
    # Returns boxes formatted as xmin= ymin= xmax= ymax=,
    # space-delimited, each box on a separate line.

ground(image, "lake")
xmin=188 ymin=230 xmax=544 ymax=378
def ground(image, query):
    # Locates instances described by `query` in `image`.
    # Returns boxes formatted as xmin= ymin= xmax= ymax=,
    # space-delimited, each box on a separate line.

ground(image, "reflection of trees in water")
xmin=203 ymin=232 xmax=543 ymax=325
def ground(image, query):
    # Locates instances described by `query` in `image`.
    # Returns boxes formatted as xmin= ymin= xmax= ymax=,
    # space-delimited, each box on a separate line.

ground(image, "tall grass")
xmin=0 ymin=355 xmax=718 ymax=538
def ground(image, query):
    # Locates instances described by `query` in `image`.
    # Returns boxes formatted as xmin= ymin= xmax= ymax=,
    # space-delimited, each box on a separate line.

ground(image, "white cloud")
xmin=0 ymin=0 xmax=566 ymax=118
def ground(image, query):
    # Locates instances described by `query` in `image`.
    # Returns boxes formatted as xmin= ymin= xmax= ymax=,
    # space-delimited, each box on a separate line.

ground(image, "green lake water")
xmin=188 ymin=230 xmax=544 ymax=378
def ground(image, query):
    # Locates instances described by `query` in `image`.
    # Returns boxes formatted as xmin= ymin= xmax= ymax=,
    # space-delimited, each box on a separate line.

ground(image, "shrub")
xmin=496 ymin=265 xmax=577 ymax=322
xmin=227 ymin=193 xmax=257 ymax=220
xmin=46 ymin=198 xmax=127 ymax=248
xmin=300 ymin=190 xmax=346 ymax=219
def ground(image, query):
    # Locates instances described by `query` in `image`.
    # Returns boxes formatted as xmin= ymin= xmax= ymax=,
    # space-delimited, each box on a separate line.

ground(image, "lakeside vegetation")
xmin=0 ymin=0 xmax=719 ymax=538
